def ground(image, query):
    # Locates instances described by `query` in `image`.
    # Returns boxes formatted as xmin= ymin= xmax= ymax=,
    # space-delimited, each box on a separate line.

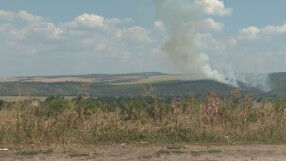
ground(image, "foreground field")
xmin=0 ymin=91 xmax=286 ymax=145
xmin=0 ymin=144 xmax=286 ymax=161
xmin=1 ymin=92 xmax=286 ymax=160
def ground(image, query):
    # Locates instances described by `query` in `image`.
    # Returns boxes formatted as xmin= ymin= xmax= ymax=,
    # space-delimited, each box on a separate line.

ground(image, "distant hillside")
xmin=45 ymin=72 xmax=166 ymax=79
xmin=267 ymin=72 xmax=286 ymax=98
xmin=0 ymin=72 xmax=171 ymax=84
xmin=0 ymin=72 xmax=285 ymax=98
xmin=0 ymin=80 xmax=242 ymax=97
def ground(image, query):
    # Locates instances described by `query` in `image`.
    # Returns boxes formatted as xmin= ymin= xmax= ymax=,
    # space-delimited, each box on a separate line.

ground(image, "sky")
xmin=1 ymin=0 xmax=286 ymax=77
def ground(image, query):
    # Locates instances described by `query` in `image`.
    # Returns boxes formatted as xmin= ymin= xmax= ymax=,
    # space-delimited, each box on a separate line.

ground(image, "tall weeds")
xmin=0 ymin=92 xmax=285 ymax=145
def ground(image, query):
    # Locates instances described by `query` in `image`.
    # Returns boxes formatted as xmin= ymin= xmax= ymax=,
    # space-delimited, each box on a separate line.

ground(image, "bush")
xmin=73 ymin=96 xmax=98 ymax=115
xmin=121 ymin=100 xmax=148 ymax=120
xmin=38 ymin=96 xmax=73 ymax=117
xmin=0 ymin=99 xmax=4 ymax=110
xmin=45 ymin=96 xmax=65 ymax=102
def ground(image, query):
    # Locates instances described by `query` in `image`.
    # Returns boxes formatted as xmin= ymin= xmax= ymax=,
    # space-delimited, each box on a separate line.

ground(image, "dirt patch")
xmin=0 ymin=144 xmax=286 ymax=161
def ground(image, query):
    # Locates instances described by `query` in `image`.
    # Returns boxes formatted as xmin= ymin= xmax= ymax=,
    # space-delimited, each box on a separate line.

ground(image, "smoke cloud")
xmin=154 ymin=0 xmax=237 ymax=87
xmin=236 ymin=74 xmax=271 ymax=92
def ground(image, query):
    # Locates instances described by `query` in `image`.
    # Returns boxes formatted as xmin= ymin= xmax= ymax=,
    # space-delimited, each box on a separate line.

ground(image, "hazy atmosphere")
xmin=1 ymin=0 xmax=286 ymax=77
xmin=2 ymin=2 xmax=286 ymax=160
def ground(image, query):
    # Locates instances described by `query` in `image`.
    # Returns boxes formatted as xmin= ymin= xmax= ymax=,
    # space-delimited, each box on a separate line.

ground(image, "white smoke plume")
xmin=154 ymin=0 xmax=237 ymax=87
xmin=236 ymin=74 xmax=271 ymax=92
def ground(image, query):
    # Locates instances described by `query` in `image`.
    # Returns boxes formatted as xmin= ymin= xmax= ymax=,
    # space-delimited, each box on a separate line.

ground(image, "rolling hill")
xmin=0 ymin=72 xmax=284 ymax=98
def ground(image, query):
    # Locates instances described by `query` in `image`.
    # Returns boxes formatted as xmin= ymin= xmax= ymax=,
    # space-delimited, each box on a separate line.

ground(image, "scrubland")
xmin=0 ymin=89 xmax=285 ymax=145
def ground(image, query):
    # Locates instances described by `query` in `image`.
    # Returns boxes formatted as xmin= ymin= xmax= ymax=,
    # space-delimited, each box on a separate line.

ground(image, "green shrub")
xmin=121 ymin=100 xmax=148 ymax=120
xmin=73 ymin=96 xmax=98 ymax=115
xmin=38 ymin=97 xmax=73 ymax=117
xmin=0 ymin=99 xmax=4 ymax=109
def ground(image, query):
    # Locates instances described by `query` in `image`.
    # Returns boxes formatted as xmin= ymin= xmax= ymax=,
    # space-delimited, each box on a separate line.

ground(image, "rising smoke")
xmin=154 ymin=0 xmax=238 ymax=87
xmin=236 ymin=74 xmax=271 ymax=92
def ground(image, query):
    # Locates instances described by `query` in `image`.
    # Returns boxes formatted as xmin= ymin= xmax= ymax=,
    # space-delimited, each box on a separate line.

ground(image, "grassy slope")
xmin=0 ymin=80 xmax=237 ymax=97
xmin=0 ymin=72 xmax=285 ymax=98
xmin=268 ymin=72 xmax=286 ymax=98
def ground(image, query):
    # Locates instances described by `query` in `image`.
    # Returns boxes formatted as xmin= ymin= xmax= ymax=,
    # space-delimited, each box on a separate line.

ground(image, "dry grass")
xmin=24 ymin=77 xmax=99 ymax=83
xmin=0 ymin=77 xmax=21 ymax=82
xmin=0 ymin=91 xmax=285 ymax=145
xmin=112 ymin=75 xmax=183 ymax=85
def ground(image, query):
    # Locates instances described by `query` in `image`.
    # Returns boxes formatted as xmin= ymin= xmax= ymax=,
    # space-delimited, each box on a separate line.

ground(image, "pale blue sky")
xmin=221 ymin=0 xmax=286 ymax=34
xmin=1 ymin=0 xmax=156 ymax=27
xmin=1 ymin=0 xmax=286 ymax=77
xmin=3 ymin=0 xmax=286 ymax=31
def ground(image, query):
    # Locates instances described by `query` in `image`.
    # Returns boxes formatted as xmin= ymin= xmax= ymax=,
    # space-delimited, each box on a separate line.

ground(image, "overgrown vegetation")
xmin=0 ymin=90 xmax=285 ymax=145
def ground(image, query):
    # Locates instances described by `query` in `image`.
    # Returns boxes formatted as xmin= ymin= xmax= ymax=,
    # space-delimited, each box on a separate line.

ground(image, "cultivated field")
xmin=0 ymin=74 xmax=183 ymax=85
